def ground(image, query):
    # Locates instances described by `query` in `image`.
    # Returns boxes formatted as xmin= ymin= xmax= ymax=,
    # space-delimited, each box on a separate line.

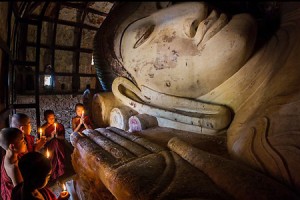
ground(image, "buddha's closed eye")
xmin=133 ymin=25 xmax=155 ymax=49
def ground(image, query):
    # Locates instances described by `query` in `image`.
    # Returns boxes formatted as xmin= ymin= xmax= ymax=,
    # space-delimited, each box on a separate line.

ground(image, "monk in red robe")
xmin=0 ymin=128 xmax=27 ymax=200
xmin=10 ymin=113 xmax=46 ymax=157
xmin=41 ymin=110 xmax=66 ymax=181
xmin=1 ymin=158 xmax=14 ymax=200
xmin=72 ymin=103 xmax=94 ymax=133
xmin=11 ymin=152 xmax=70 ymax=200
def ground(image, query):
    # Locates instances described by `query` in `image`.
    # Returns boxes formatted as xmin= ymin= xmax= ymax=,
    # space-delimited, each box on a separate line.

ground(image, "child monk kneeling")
xmin=11 ymin=151 xmax=70 ymax=200
xmin=41 ymin=110 xmax=66 ymax=181
xmin=72 ymin=103 xmax=93 ymax=133
xmin=0 ymin=128 xmax=27 ymax=200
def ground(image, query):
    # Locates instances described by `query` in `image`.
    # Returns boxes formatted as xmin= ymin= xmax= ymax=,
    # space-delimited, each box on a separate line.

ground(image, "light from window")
xmin=44 ymin=75 xmax=52 ymax=86
xmin=91 ymin=55 xmax=94 ymax=65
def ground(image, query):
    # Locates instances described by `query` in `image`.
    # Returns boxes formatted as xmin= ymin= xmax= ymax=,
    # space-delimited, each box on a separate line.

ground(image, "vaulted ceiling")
xmin=11 ymin=2 xmax=115 ymax=95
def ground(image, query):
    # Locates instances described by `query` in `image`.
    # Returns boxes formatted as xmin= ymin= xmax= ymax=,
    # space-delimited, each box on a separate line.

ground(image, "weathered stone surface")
xmin=89 ymin=2 xmax=113 ymax=14
xmin=168 ymin=137 xmax=299 ymax=200
xmin=91 ymin=92 xmax=122 ymax=128
xmin=73 ymin=1 xmax=300 ymax=199
xmin=112 ymin=76 xmax=230 ymax=134
xmin=71 ymin=128 xmax=231 ymax=200
xmin=58 ymin=7 xmax=77 ymax=22
xmin=0 ymin=2 xmax=8 ymax=42
xmin=110 ymin=106 xmax=138 ymax=131
xmin=56 ymin=24 xmax=75 ymax=47
xmin=79 ymin=52 xmax=96 ymax=74
xmin=128 ymin=114 xmax=158 ymax=132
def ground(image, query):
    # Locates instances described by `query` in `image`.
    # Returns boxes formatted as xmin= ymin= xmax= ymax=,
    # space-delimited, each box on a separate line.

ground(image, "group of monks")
xmin=0 ymin=102 xmax=94 ymax=200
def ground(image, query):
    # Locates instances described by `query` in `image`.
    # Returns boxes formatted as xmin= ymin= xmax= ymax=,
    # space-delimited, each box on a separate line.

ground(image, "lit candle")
xmin=60 ymin=183 xmax=69 ymax=198
xmin=39 ymin=128 xmax=42 ymax=138
xmin=82 ymin=110 xmax=84 ymax=118
xmin=46 ymin=148 xmax=50 ymax=158
xmin=54 ymin=123 xmax=57 ymax=134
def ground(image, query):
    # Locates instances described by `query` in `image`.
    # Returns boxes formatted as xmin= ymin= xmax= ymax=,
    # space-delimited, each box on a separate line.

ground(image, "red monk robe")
xmin=12 ymin=182 xmax=58 ymax=200
xmin=41 ymin=123 xmax=65 ymax=180
xmin=71 ymin=115 xmax=94 ymax=133
xmin=1 ymin=159 xmax=14 ymax=200
xmin=24 ymin=134 xmax=35 ymax=153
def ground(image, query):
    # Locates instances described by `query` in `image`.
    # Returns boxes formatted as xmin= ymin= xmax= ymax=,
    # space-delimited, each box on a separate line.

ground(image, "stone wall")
xmin=14 ymin=95 xmax=82 ymax=133
xmin=25 ymin=2 xmax=111 ymax=94
xmin=0 ymin=2 xmax=8 ymax=42
xmin=0 ymin=2 xmax=8 ymax=129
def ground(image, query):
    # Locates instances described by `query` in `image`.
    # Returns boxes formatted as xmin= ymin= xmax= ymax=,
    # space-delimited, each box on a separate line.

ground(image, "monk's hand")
xmin=79 ymin=117 xmax=84 ymax=125
xmin=50 ymin=130 xmax=56 ymax=139
xmin=70 ymin=127 xmax=231 ymax=200
xmin=35 ymin=137 xmax=47 ymax=151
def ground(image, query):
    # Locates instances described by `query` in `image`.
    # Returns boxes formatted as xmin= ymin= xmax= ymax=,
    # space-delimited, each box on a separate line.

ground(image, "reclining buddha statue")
xmin=70 ymin=2 xmax=300 ymax=199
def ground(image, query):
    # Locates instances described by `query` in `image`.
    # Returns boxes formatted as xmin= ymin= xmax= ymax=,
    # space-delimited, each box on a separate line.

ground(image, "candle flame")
xmin=39 ymin=128 xmax=42 ymax=138
xmin=82 ymin=110 xmax=84 ymax=116
xmin=54 ymin=123 xmax=57 ymax=128
xmin=62 ymin=183 xmax=66 ymax=191
xmin=46 ymin=148 xmax=50 ymax=158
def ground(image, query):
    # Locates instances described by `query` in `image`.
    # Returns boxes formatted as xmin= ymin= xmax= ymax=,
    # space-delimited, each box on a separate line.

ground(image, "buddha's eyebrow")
xmin=119 ymin=16 xmax=149 ymax=61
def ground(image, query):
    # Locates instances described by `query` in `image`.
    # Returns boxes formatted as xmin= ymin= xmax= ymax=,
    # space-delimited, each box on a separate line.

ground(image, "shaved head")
xmin=11 ymin=113 xmax=30 ymax=129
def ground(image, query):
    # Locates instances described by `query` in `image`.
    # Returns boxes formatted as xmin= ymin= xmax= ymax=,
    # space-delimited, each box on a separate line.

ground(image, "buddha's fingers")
xmin=107 ymin=126 xmax=167 ymax=153
xmin=83 ymin=129 xmax=136 ymax=162
xmin=168 ymin=137 xmax=299 ymax=200
xmin=70 ymin=131 xmax=117 ymax=167
xmin=92 ymin=128 xmax=151 ymax=157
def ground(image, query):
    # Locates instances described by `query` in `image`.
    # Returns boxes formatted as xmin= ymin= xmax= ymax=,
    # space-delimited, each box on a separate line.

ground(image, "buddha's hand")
xmin=70 ymin=127 xmax=230 ymax=200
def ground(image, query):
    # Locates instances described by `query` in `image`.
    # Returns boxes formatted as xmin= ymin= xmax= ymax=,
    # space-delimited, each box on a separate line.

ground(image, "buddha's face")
xmin=117 ymin=2 xmax=257 ymax=98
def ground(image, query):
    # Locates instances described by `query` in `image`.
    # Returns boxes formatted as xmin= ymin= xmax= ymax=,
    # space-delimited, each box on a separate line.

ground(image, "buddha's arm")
xmin=168 ymin=137 xmax=299 ymax=200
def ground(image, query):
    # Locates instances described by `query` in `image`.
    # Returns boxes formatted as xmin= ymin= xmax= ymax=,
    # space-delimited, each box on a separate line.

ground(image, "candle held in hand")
xmin=46 ymin=148 xmax=50 ymax=158
xmin=39 ymin=128 xmax=42 ymax=139
xmin=60 ymin=183 xmax=69 ymax=198
xmin=82 ymin=110 xmax=84 ymax=118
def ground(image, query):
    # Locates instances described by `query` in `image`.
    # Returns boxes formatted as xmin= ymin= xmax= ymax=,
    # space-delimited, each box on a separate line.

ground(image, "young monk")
xmin=72 ymin=103 xmax=94 ymax=132
xmin=11 ymin=151 xmax=70 ymax=200
xmin=11 ymin=113 xmax=46 ymax=153
xmin=0 ymin=128 xmax=27 ymax=200
xmin=41 ymin=110 xmax=65 ymax=181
